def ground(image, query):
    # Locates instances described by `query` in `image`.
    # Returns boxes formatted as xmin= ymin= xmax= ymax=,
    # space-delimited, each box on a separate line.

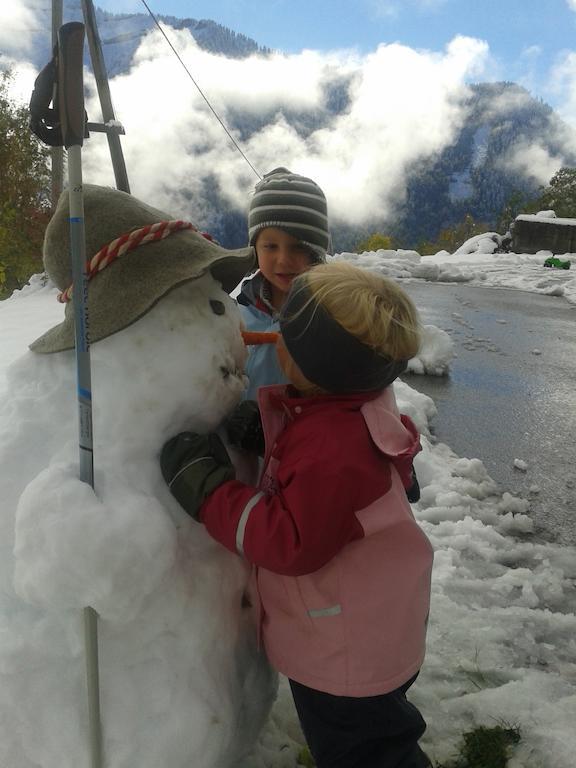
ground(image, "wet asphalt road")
xmin=400 ymin=282 xmax=576 ymax=546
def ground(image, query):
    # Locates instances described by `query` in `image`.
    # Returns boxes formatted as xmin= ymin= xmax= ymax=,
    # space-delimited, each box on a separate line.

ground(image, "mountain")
xmin=95 ymin=9 xmax=272 ymax=76
xmin=393 ymin=82 xmax=575 ymax=249
xmin=221 ymin=81 xmax=576 ymax=252
xmin=29 ymin=4 xmax=576 ymax=251
xmin=29 ymin=1 xmax=271 ymax=76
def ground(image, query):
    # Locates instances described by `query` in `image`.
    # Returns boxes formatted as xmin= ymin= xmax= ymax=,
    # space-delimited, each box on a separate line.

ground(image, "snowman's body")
xmin=0 ymin=276 xmax=277 ymax=768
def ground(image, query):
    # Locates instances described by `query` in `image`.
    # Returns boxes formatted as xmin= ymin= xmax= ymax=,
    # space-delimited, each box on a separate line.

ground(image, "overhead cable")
xmin=139 ymin=0 xmax=261 ymax=180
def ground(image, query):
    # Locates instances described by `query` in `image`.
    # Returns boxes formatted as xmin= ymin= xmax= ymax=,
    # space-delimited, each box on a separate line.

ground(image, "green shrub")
xmin=0 ymin=70 xmax=50 ymax=299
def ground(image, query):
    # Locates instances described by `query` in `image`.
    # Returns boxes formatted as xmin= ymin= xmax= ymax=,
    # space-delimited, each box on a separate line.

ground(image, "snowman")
xmin=0 ymin=185 xmax=277 ymax=768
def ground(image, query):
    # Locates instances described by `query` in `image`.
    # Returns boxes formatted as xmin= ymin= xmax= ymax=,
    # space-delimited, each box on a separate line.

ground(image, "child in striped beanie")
xmin=238 ymin=167 xmax=331 ymax=399
xmin=248 ymin=167 xmax=330 ymax=262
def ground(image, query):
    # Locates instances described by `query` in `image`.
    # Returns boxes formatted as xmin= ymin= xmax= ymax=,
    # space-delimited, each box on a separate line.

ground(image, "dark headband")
xmin=279 ymin=283 xmax=408 ymax=394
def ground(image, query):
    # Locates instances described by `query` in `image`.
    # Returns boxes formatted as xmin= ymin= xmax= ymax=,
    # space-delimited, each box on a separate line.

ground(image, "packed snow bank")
xmin=408 ymin=324 xmax=454 ymax=376
xmin=0 ymin=277 xmax=277 ymax=768
xmin=342 ymin=245 xmax=576 ymax=304
xmin=1 ymin=255 xmax=575 ymax=767
xmin=247 ymin=378 xmax=576 ymax=767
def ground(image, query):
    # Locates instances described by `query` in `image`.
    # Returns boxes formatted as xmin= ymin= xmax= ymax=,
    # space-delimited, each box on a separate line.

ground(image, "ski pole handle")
xmin=57 ymin=22 xmax=86 ymax=149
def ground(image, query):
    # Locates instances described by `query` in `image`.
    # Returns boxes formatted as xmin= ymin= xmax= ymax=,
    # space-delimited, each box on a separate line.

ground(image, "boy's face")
xmin=255 ymin=228 xmax=313 ymax=307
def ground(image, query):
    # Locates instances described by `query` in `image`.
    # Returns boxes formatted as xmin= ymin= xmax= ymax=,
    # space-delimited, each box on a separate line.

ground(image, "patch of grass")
xmin=461 ymin=648 xmax=509 ymax=692
xmin=436 ymin=724 xmax=521 ymax=768
xmin=295 ymin=723 xmax=521 ymax=768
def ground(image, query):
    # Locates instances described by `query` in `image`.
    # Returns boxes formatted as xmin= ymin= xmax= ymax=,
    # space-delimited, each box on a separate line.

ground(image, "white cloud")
xmin=367 ymin=0 xmax=449 ymax=19
xmin=79 ymin=27 xmax=489 ymax=229
xmin=0 ymin=0 xmax=42 ymax=108
xmin=521 ymin=45 xmax=542 ymax=59
xmin=0 ymin=0 xmax=52 ymax=100
xmin=547 ymin=50 xmax=576 ymax=129
xmin=130 ymin=28 xmax=335 ymax=115
xmin=567 ymin=0 xmax=576 ymax=12
xmin=479 ymin=84 xmax=533 ymax=122
xmin=367 ymin=0 xmax=401 ymax=19
xmin=504 ymin=142 xmax=563 ymax=186
xmin=0 ymin=58 xmax=38 ymax=106
xmin=511 ymin=45 xmax=543 ymax=96
xmin=0 ymin=0 xmax=38 ymax=56
xmin=0 ymin=5 xmax=490 ymax=230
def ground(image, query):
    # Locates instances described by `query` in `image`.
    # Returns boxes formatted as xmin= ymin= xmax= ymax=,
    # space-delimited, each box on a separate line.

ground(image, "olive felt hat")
xmin=30 ymin=185 xmax=256 ymax=354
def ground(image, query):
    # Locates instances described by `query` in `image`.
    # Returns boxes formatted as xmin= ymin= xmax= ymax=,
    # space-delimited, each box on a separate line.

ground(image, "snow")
xmin=0 ymin=276 xmax=276 ymax=768
xmin=343 ymin=243 xmax=576 ymax=304
xmin=452 ymin=232 xmax=500 ymax=255
xmin=0 ymin=245 xmax=575 ymax=768
xmin=407 ymin=324 xmax=454 ymax=377
xmin=516 ymin=213 xmax=576 ymax=227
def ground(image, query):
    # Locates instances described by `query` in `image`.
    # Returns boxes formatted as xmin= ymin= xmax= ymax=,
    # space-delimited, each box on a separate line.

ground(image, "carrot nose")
xmin=241 ymin=331 xmax=280 ymax=345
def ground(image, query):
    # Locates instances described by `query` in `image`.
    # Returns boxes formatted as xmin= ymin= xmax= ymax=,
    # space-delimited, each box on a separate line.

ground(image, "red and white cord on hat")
xmin=57 ymin=220 xmax=216 ymax=303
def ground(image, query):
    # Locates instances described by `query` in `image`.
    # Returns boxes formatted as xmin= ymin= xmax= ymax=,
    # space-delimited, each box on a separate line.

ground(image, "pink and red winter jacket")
xmin=200 ymin=384 xmax=434 ymax=697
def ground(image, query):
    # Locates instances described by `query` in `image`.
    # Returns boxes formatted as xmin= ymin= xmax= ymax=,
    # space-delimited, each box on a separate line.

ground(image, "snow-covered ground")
xmin=0 ymin=245 xmax=575 ymax=768
xmin=339 ymin=242 xmax=576 ymax=306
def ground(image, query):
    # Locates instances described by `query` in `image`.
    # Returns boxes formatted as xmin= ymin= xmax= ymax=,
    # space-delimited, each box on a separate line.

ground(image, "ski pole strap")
xmin=29 ymin=29 xmax=90 ymax=148
xmin=29 ymin=54 xmax=64 ymax=147
xmin=58 ymin=220 xmax=216 ymax=303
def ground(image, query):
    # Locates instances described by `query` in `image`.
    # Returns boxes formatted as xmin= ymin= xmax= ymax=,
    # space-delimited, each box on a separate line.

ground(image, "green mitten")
xmin=160 ymin=432 xmax=235 ymax=520
xmin=224 ymin=400 xmax=265 ymax=456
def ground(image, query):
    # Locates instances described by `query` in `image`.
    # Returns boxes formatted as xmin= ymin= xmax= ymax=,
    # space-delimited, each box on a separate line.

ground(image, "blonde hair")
xmin=294 ymin=261 xmax=421 ymax=361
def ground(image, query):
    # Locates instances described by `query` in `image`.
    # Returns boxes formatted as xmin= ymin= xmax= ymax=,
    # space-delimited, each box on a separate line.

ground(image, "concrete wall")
xmin=512 ymin=215 xmax=576 ymax=255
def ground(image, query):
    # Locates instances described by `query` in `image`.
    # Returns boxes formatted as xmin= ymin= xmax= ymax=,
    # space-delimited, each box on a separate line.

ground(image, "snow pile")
xmin=517 ymin=213 xmax=576 ymax=227
xmin=250 ymin=379 xmax=576 ymax=768
xmin=337 ymin=243 xmax=576 ymax=304
xmin=452 ymin=232 xmax=501 ymax=255
xmin=408 ymin=324 xmax=454 ymax=376
xmin=0 ymin=248 xmax=575 ymax=767
xmin=0 ymin=277 xmax=276 ymax=768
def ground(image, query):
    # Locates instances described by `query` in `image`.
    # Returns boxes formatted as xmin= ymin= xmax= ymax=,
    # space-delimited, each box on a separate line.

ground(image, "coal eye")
xmin=210 ymin=299 xmax=226 ymax=316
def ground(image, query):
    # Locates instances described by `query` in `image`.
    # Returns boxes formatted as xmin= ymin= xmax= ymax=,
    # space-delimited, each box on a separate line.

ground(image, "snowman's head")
xmin=90 ymin=273 xmax=247 ymax=457
xmin=30 ymin=185 xmax=255 ymax=354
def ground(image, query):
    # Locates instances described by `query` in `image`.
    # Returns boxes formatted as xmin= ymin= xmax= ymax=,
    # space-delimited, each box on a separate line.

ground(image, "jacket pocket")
xmin=293 ymin=563 xmax=346 ymax=649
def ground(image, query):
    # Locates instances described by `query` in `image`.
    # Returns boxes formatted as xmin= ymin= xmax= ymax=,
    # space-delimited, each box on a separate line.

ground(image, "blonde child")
xmin=161 ymin=262 xmax=433 ymax=768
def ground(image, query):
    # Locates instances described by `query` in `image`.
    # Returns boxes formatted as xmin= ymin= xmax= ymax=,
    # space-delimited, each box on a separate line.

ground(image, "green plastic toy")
xmin=543 ymin=257 xmax=571 ymax=269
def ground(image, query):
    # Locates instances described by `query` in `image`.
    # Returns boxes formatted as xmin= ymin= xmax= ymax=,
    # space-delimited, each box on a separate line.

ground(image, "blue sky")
xmin=96 ymin=0 xmax=576 ymax=109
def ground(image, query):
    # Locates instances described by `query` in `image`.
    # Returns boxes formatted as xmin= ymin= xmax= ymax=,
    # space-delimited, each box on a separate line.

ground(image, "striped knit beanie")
xmin=248 ymin=167 xmax=330 ymax=261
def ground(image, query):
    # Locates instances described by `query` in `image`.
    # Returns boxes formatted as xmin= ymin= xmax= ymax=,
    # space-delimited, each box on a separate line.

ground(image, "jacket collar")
xmin=238 ymin=271 xmax=276 ymax=316
xmin=258 ymin=383 xmax=382 ymax=419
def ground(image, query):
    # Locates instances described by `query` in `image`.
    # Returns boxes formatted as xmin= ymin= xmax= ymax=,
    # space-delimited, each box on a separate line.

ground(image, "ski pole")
xmin=58 ymin=21 xmax=103 ymax=768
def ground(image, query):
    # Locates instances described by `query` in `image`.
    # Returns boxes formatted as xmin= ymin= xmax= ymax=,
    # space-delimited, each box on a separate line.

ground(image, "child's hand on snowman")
xmin=160 ymin=432 xmax=235 ymax=520
xmin=224 ymin=400 xmax=265 ymax=457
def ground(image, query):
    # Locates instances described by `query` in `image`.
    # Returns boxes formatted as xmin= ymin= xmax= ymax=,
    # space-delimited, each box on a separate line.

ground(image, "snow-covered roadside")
xmin=247 ymin=375 xmax=576 ymax=767
xmin=0 ymin=275 xmax=62 ymax=378
xmin=1 ymin=257 xmax=575 ymax=767
xmin=338 ymin=247 xmax=576 ymax=305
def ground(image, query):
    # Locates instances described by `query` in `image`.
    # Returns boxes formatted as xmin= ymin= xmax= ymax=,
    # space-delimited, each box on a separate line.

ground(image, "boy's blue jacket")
xmin=238 ymin=273 xmax=288 ymax=399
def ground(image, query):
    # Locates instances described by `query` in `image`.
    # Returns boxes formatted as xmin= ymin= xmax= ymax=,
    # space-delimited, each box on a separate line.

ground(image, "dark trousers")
xmin=289 ymin=674 xmax=431 ymax=768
